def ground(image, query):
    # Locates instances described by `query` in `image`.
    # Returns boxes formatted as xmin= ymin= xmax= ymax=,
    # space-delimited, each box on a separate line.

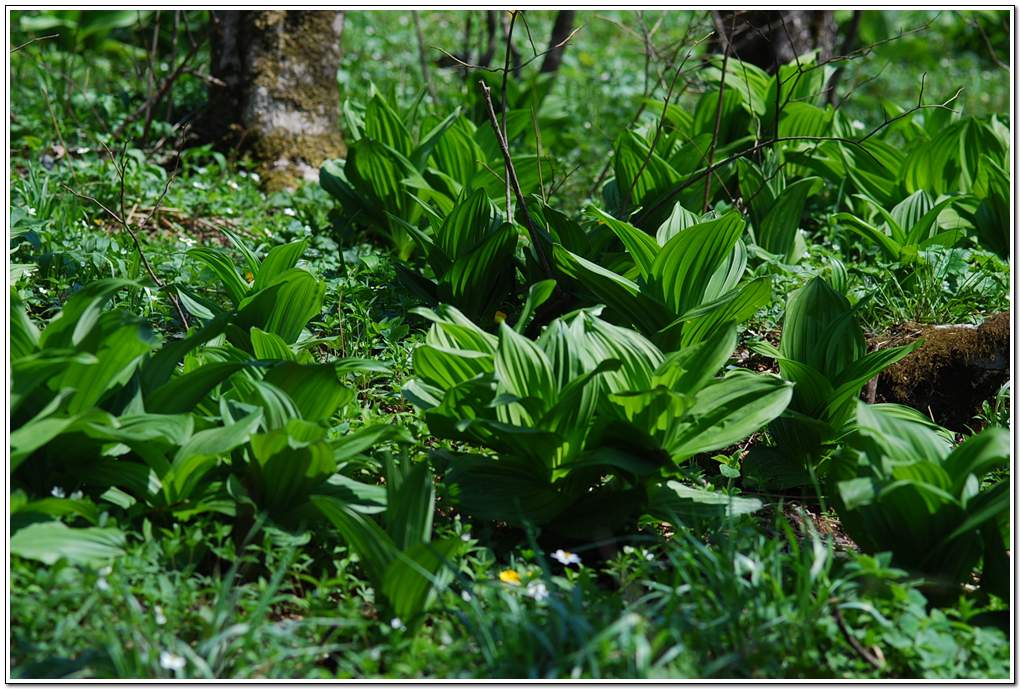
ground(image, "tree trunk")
xmin=208 ymin=10 xmax=345 ymax=190
xmin=713 ymin=10 xmax=837 ymax=72
xmin=539 ymin=10 xmax=576 ymax=74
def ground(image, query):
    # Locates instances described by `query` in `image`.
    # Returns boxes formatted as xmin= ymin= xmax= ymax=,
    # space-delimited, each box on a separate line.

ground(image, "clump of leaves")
xmin=404 ymin=303 xmax=791 ymax=536
xmin=553 ymin=206 xmax=771 ymax=350
xmin=745 ymin=276 xmax=919 ymax=488
xmin=829 ymin=401 xmax=1009 ymax=602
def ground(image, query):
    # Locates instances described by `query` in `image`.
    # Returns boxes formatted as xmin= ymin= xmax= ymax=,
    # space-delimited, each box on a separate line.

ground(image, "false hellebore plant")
xmin=403 ymin=301 xmax=792 ymax=537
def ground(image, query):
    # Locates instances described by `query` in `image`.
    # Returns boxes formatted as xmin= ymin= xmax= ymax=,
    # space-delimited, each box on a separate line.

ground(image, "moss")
xmin=876 ymin=312 xmax=1009 ymax=431
xmin=254 ymin=131 xmax=344 ymax=193
xmin=246 ymin=11 xmax=347 ymax=191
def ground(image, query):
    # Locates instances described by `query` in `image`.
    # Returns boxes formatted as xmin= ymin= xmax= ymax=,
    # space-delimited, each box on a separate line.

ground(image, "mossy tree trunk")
xmin=208 ymin=10 xmax=345 ymax=190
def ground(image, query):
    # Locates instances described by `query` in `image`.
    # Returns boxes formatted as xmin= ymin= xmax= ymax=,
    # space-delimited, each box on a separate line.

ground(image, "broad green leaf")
xmin=263 ymin=363 xmax=353 ymax=422
xmin=146 ymin=362 xmax=247 ymax=414
xmin=666 ymin=372 xmax=792 ymax=459
xmin=650 ymin=212 xmax=745 ymax=316
xmin=312 ymin=495 xmax=398 ymax=584
xmin=755 ymin=177 xmax=816 ymax=262
xmin=11 ymin=521 xmax=125 ymax=565
xmin=589 ymin=207 xmax=659 ymax=279
xmin=189 ymin=247 xmax=249 ymax=305
xmin=382 ymin=539 xmax=461 ymax=622
xmin=253 ymin=240 xmax=308 ymax=291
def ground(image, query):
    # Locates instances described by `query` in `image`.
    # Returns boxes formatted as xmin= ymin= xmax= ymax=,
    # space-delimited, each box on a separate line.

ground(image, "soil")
xmin=872 ymin=312 xmax=1009 ymax=432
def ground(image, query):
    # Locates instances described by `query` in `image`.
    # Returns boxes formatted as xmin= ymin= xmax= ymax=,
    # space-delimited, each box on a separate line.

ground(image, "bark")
xmin=539 ymin=10 xmax=576 ymax=74
xmin=713 ymin=10 xmax=837 ymax=71
xmin=208 ymin=10 xmax=345 ymax=190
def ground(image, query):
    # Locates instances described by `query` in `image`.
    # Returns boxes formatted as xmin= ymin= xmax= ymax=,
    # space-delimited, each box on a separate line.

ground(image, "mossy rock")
xmin=875 ymin=312 xmax=1009 ymax=432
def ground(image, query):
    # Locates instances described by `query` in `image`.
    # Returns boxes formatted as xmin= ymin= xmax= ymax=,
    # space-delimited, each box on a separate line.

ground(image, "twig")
xmin=623 ymin=32 xmax=710 ymax=210
xmin=113 ymin=36 xmax=203 ymax=138
xmin=60 ymin=146 xmax=190 ymax=330
xmin=971 ymin=15 xmax=1008 ymax=71
xmin=826 ymin=10 xmax=863 ymax=106
xmin=830 ymin=599 xmax=885 ymax=670
xmin=10 ymin=33 xmax=60 ymax=53
xmin=478 ymin=80 xmax=552 ymax=279
xmin=499 ymin=10 xmax=519 ymax=222
xmin=530 ymin=105 xmax=546 ymax=203
xmin=587 ymin=18 xmax=709 ymax=198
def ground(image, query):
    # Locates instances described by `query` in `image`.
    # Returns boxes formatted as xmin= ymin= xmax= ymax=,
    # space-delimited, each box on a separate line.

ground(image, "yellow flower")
xmin=494 ymin=310 xmax=507 ymax=324
xmin=498 ymin=569 xmax=521 ymax=586
xmin=244 ymin=271 xmax=255 ymax=283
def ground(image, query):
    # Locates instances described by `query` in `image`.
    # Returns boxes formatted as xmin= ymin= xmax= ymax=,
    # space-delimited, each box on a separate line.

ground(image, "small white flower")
xmin=159 ymin=650 xmax=186 ymax=671
xmin=195 ymin=166 xmax=207 ymax=175
xmin=851 ymin=119 xmax=866 ymax=130
xmin=250 ymin=172 xmax=260 ymax=183
xmin=99 ymin=565 xmax=112 ymax=576
xmin=192 ymin=181 xmax=207 ymax=190
xmin=154 ymin=605 xmax=167 ymax=625
xmin=389 ymin=617 xmax=404 ymax=630
xmin=75 ymin=147 xmax=90 ymax=155
xmin=644 ymin=550 xmax=654 ymax=562
xmin=27 ymin=207 xmax=37 ymax=216
xmin=96 ymin=577 xmax=110 ymax=592
xmin=283 ymin=207 xmax=297 ymax=217
xmin=552 ymin=549 xmax=582 ymax=566
xmin=239 ymin=170 xmax=248 ymax=178
xmin=180 ymin=236 xmax=196 ymax=247
xmin=461 ymin=590 xmax=472 ymax=602
xmin=460 ymin=533 xmax=472 ymax=542
xmin=227 ymin=180 xmax=240 ymax=191
xmin=50 ymin=486 xmax=66 ymax=498
xmin=440 ymin=630 xmax=453 ymax=646
xmin=526 ymin=580 xmax=549 ymax=602
xmin=69 ymin=490 xmax=83 ymax=500
xmin=224 ymin=207 xmax=234 ymax=215
xmin=144 ymin=286 xmax=158 ymax=303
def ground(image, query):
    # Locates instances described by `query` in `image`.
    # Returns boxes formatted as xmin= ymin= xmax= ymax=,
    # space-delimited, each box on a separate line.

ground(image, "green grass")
xmin=8 ymin=9 xmax=1011 ymax=680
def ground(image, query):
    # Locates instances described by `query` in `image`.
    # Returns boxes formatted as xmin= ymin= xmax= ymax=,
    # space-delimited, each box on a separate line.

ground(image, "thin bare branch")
xmin=478 ymin=80 xmax=552 ymax=279
xmin=10 ymin=33 xmax=60 ymax=53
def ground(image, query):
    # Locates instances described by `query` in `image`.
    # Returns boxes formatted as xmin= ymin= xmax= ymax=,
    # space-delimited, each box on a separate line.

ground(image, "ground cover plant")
xmin=8 ymin=9 xmax=1013 ymax=680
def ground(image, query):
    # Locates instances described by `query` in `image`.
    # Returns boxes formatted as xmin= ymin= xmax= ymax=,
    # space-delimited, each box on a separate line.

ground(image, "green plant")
xmin=185 ymin=233 xmax=325 ymax=353
xmin=312 ymin=454 xmax=462 ymax=625
xmin=837 ymin=190 xmax=964 ymax=266
xmin=745 ymin=277 xmax=920 ymax=487
xmin=829 ymin=401 xmax=1009 ymax=601
xmin=553 ymin=207 xmax=771 ymax=350
xmin=10 ymin=277 xmax=398 ymax=529
xmin=392 ymin=188 xmax=519 ymax=323
xmin=404 ymin=304 xmax=790 ymax=535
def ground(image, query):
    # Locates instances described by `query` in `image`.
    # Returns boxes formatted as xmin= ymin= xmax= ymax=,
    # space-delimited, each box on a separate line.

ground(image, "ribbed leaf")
xmin=650 ymin=212 xmax=745 ymax=316
xmin=263 ymin=363 xmax=353 ymax=422
xmin=253 ymin=240 xmax=308 ymax=291
xmin=189 ymin=247 xmax=249 ymax=305
xmin=146 ymin=362 xmax=247 ymax=414
xmin=11 ymin=521 xmax=126 ymax=565
xmin=495 ymin=323 xmax=556 ymax=417
xmin=756 ymin=177 xmax=816 ymax=262
xmin=365 ymin=93 xmax=413 ymax=158
xmin=589 ymin=207 xmax=659 ymax=279
xmin=666 ymin=372 xmax=792 ymax=459
xmin=382 ymin=539 xmax=461 ymax=622
xmin=312 ymin=495 xmax=398 ymax=584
